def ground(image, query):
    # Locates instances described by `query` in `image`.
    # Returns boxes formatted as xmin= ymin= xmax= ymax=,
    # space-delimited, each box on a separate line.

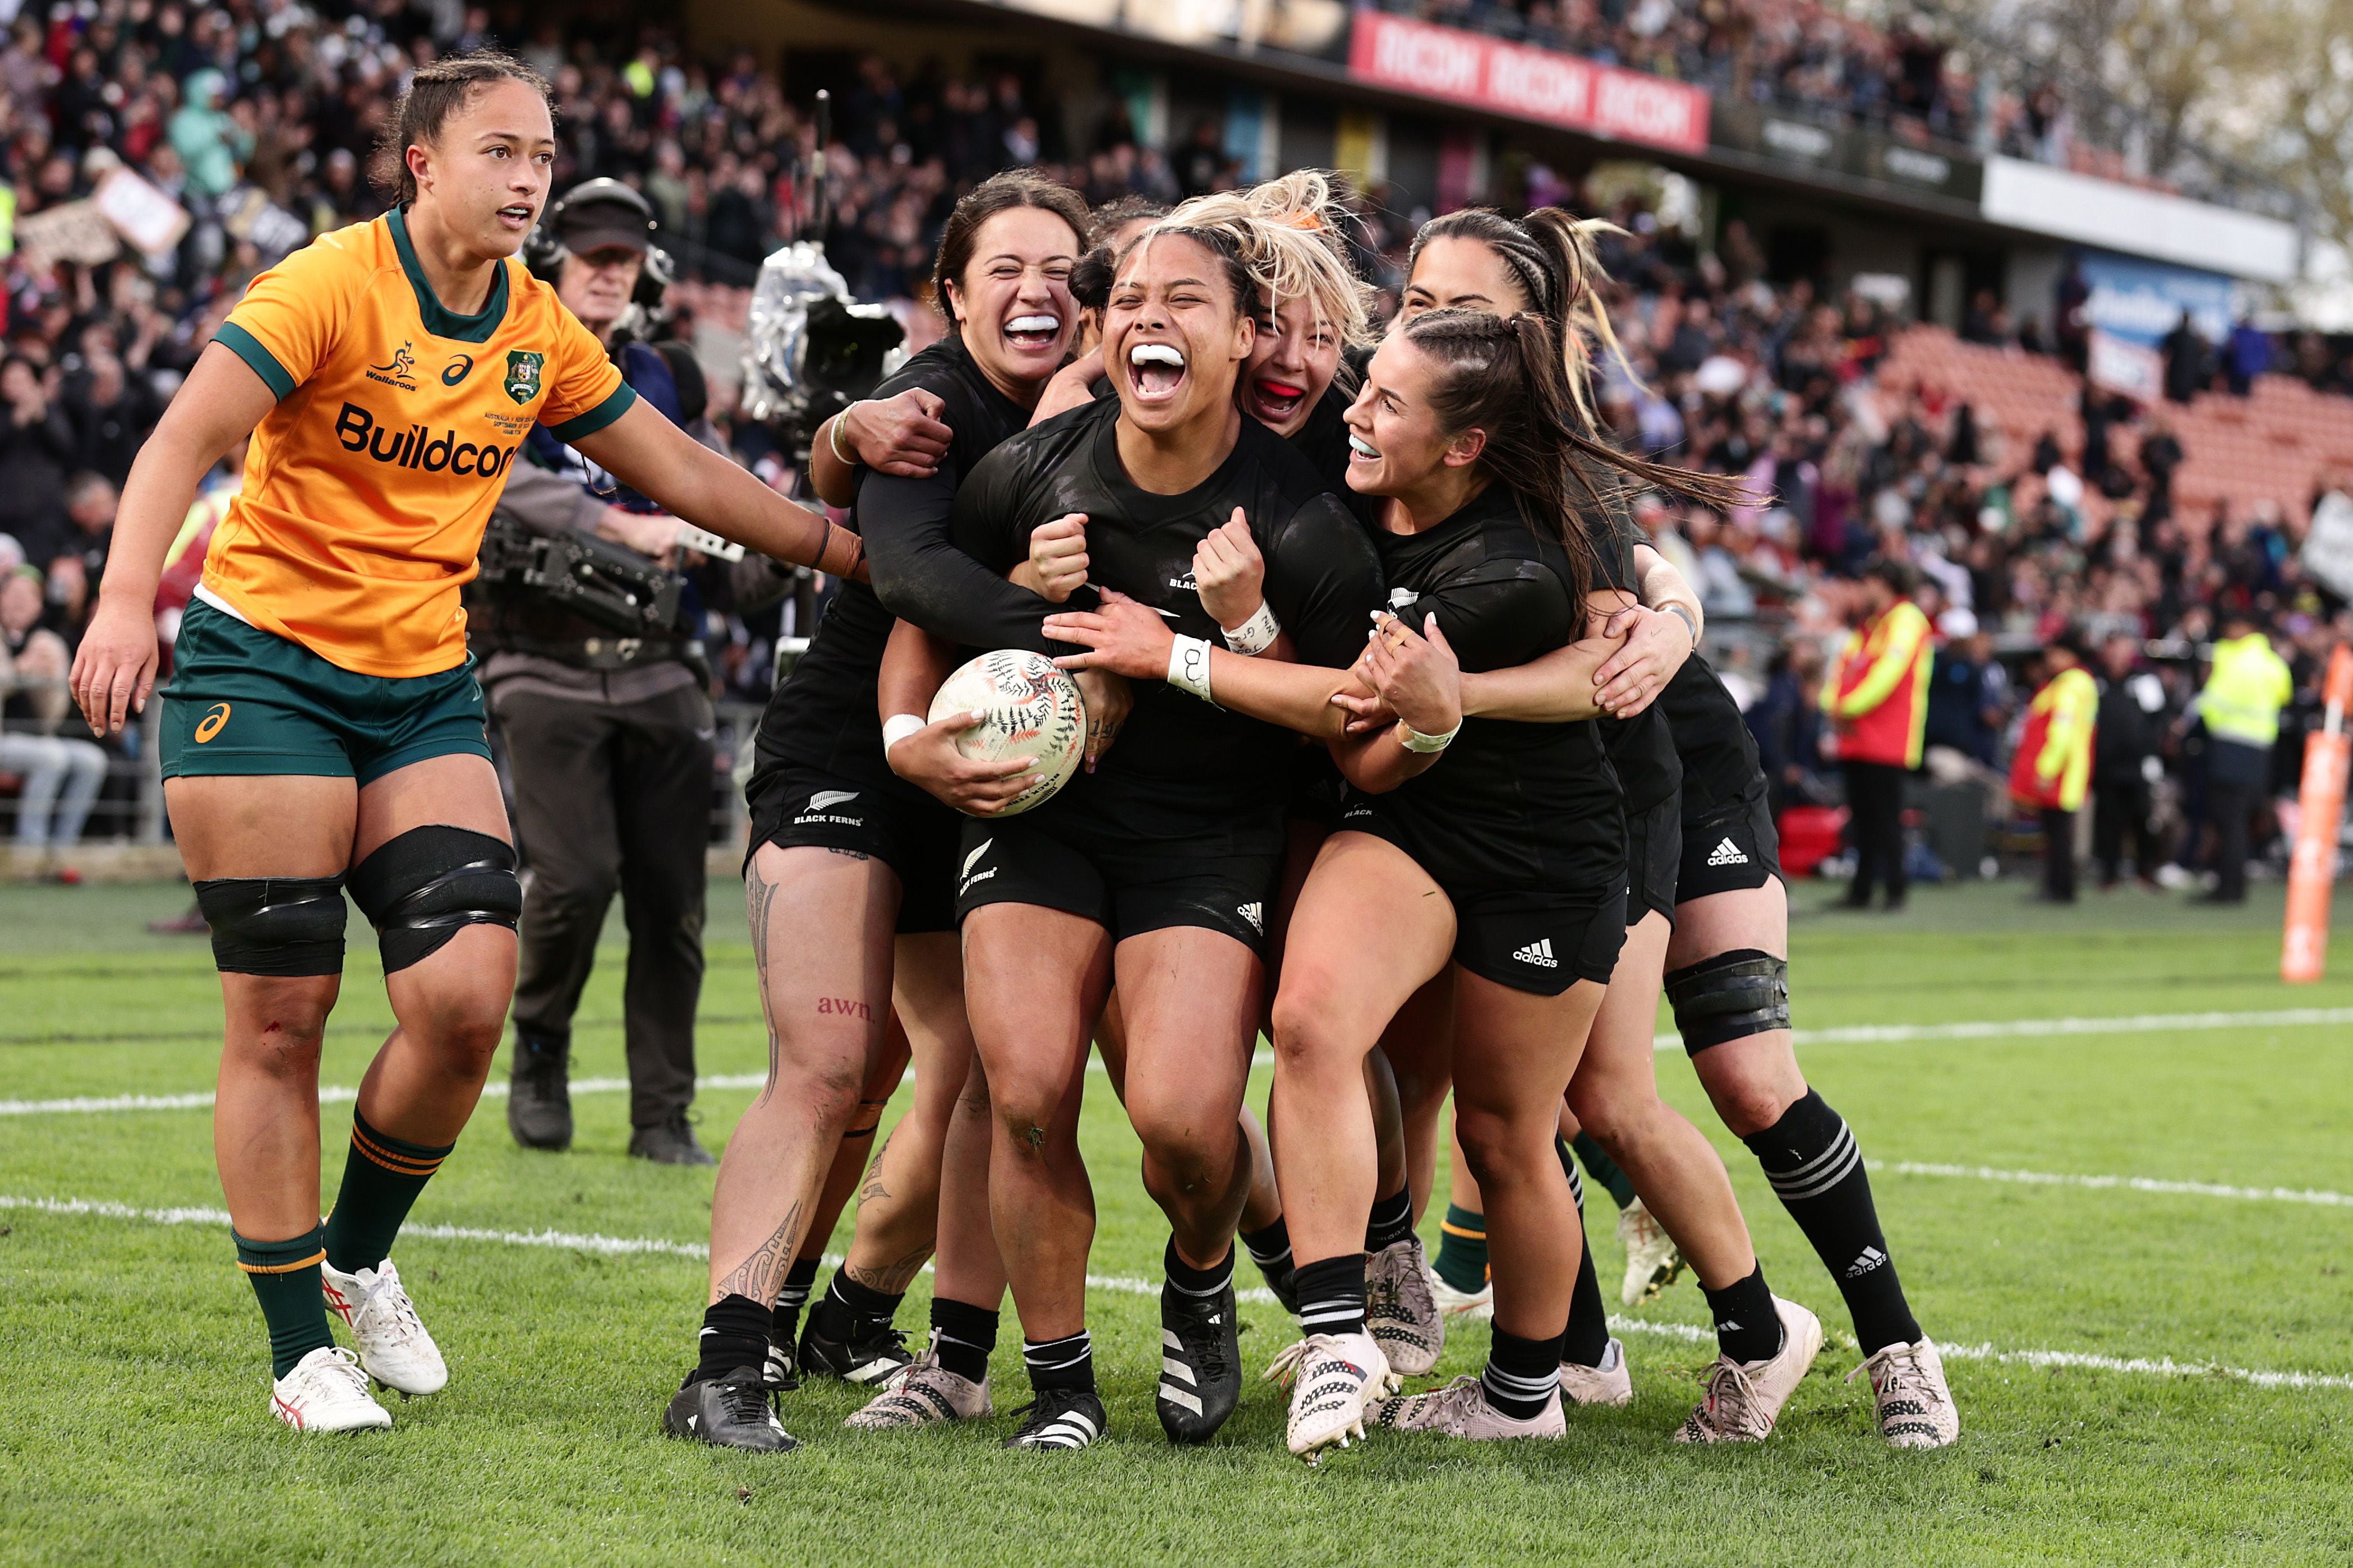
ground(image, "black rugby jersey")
xmin=1585 ymin=467 xmax=1680 ymax=814
xmin=950 ymin=396 xmax=1384 ymax=838
xmin=753 ymin=335 xmax=1033 ymax=783
xmin=1659 ymin=655 xmax=1769 ymax=823
xmin=1364 ymin=481 xmax=1629 ymax=900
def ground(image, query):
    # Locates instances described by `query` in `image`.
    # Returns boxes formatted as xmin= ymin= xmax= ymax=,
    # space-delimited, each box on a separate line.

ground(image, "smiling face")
xmin=943 ymin=205 xmax=1081 ymax=391
xmin=1104 ymin=232 xmax=1254 ymax=437
xmin=1242 ymin=289 xmax=1342 ymax=437
xmin=407 ymin=77 xmax=556 ymax=260
xmin=1400 ymin=235 xmax=1535 ymax=325
xmin=1341 ymin=335 xmax=1481 ymax=499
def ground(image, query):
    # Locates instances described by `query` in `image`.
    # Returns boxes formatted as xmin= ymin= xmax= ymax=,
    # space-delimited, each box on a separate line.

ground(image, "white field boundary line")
xmin=7 ymin=1192 xmax=2349 ymax=1395
xmin=12 ymin=1002 xmax=2353 ymax=1118
xmin=1871 ymin=1161 xmax=2353 ymax=1208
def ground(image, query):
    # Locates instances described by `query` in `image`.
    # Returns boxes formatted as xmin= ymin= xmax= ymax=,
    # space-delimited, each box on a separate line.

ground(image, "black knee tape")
xmin=1665 ymin=948 xmax=1790 ymax=1054
xmin=348 ymin=826 xmax=521 ymax=974
xmin=194 ymin=876 xmax=348 ymax=977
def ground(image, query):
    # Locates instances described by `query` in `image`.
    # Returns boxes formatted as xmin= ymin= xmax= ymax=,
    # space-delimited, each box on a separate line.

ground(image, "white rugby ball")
xmin=927 ymin=649 xmax=1088 ymax=817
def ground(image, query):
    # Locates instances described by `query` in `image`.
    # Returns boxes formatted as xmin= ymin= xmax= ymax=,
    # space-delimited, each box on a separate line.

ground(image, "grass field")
xmin=4 ymin=875 xmax=2351 ymax=1566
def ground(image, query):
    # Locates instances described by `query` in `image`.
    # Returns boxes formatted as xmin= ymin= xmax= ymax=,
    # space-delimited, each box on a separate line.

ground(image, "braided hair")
xmin=1399 ymin=307 xmax=1751 ymax=601
xmin=1406 ymin=207 xmax=1633 ymax=421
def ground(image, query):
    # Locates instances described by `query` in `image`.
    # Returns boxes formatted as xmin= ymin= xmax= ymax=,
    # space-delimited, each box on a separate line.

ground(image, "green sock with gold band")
xmin=236 ymin=1224 xmax=335 ymax=1377
xmin=1433 ymin=1203 xmax=1490 ymax=1294
xmin=323 ymin=1110 xmax=455 ymax=1274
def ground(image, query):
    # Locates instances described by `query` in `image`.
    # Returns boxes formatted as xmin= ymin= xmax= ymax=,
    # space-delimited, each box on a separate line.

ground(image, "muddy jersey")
xmin=753 ymin=335 xmax=1033 ymax=785
xmin=1357 ymin=481 xmax=1631 ymax=900
xmin=949 ymin=396 xmax=1383 ymax=842
xmin=206 ymin=209 xmax=630 ymax=676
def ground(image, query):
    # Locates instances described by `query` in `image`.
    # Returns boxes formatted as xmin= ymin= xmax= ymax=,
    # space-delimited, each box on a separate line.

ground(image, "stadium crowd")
xmin=1 ymin=0 xmax=2347 ymax=896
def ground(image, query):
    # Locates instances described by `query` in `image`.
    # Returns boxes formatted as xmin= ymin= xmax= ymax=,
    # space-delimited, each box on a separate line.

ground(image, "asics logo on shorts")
xmin=1236 ymin=902 xmax=1263 ymax=934
xmin=1511 ymin=938 xmax=1559 ymax=969
xmin=960 ymin=839 xmax=996 ymax=893
xmin=194 ymin=703 xmax=232 ymax=744
xmin=1707 ymin=837 xmax=1749 ymax=868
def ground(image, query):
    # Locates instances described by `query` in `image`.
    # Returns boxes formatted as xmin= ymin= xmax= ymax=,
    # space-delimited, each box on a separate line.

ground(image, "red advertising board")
xmin=1348 ymin=11 xmax=1710 ymax=156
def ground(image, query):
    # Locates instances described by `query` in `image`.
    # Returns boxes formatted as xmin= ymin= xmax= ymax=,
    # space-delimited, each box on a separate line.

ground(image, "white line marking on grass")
xmin=8 ymin=1190 xmax=2348 ymax=1394
xmin=0 ymin=1072 xmax=777 ymax=1118
xmin=1652 ymin=1004 xmax=2353 ymax=1053
xmin=1872 ymin=1161 xmax=2353 ymax=1208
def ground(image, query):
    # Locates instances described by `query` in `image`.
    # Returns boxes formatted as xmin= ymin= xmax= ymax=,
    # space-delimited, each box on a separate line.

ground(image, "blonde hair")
xmin=1158 ymin=170 xmax=1374 ymax=351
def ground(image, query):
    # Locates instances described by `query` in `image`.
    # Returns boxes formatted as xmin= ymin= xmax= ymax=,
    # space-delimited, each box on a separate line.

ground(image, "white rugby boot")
xmin=1429 ymin=1275 xmax=1494 ymax=1322
xmin=270 ymin=1346 xmax=393 ymax=1433
xmin=1366 ymin=1375 xmax=1567 ymax=1440
xmin=1557 ymin=1337 xmax=1634 ymax=1408
xmin=1675 ymin=1295 xmax=1824 ymax=1443
xmin=1849 ymin=1338 xmax=1960 ymax=1449
xmin=1365 ymin=1239 xmax=1444 ymax=1376
xmin=320 ymin=1258 xmax=447 ymax=1396
xmin=1265 ymin=1332 xmax=1397 ymax=1464
xmin=845 ymin=1349 xmax=992 ymax=1429
xmin=1616 ymin=1199 xmax=1686 ymax=1307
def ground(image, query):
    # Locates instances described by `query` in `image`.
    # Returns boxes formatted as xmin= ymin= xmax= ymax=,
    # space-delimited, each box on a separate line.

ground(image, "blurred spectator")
xmin=2162 ymin=310 xmax=2209 ymax=404
xmin=1825 ymin=559 xmax=1932 ymax=911
xmin=1922 ymin=607 xmax=2005 ymax=770
xmin=2224 ymin=315 xmax=2273 ymax=397
xmin=0 ymin=358 xmax=75 ymax=570
xmin=1 ymin=569 xmax=106 ymax=875
xmin=2193 ymin=606 xmax=2291 ymax=903
xmin=2091 ymin=629 xmax=2166 ymax=889
xmin=2008 ymin=629 xmax=2096 ymax=902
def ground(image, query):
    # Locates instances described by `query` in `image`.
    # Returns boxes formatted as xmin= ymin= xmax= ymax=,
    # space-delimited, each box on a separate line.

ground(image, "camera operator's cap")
xmin=554 ymin=177 xmax=657 ymax=256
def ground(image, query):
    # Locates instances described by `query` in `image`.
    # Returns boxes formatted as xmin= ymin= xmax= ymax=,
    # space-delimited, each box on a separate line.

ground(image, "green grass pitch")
xmin=3 ymin=877 xmax=2351 ymax=1565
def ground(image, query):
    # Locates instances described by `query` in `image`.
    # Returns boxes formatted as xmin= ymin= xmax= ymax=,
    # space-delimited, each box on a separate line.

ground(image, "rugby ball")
xmin=927 ymin=649 xmax=1088 ymax=817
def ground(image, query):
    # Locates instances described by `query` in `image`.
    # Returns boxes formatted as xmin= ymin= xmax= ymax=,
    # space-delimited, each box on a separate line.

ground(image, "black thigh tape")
xmin=348 ymin=825 xmax=521 ymax=974
xmin=1664 ymin=947 xmax=1790 ymax=1053
xmin=194 ymin=876 xmax=348 ymax=977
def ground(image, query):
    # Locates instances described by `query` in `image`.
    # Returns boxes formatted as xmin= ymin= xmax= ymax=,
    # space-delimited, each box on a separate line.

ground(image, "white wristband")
xmin=1168 ymin=634 xmax=1217 ymax=705
xmin=1219 ymin=601 xmax=1282 ymax=656
xmin=1397 ymin=719 xmax=1461 ymax=754
xmin=882 ymin=713 xmax=926 ymax=750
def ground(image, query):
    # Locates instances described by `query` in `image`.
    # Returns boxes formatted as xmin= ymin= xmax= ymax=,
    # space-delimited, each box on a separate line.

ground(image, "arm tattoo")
xmin=711 ymin=1200 xmax=803 ymax=1306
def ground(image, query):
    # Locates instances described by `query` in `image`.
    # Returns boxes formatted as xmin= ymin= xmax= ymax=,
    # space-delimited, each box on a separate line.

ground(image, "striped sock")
xmin=1482 ymin=1326 xmax=1565 ymax=1420
xmin=1165 ymin=1238 xmax=1233 ymax=1299
xmin=322 ymin=1110 xmax=454 ymax=1274
xmin=1743 ymin=1090 xmax=1921 ymax=1355
xmin=770 ymin=1256 xmax=819 ymax=1344
xmin=931 ymin=1297 xmax=998 ymax=1383
xmin=1241 ymin=1216 xmax=1292 ymax=1273
xmin=1702 ymin=1263 xmax=1783 ymax=1364
xmin=236 ymin=1224 xmax=334 ymax=1378
xmin=1571 ymin=1131 xmax=1638 ymax=1210
xmin=1023 ymin=1329 xmax=1094 ymax=1394
xmin=1292 ymin=1253 xmax=1367 ymax=1338
xmin=1363 ymin=1185 xmax=1416 ymax=1252
xmin=1433 ymin=1204 xmax=1489 ymax=1293
xmin=696 ymin=1293 xmax=772 ymax=1383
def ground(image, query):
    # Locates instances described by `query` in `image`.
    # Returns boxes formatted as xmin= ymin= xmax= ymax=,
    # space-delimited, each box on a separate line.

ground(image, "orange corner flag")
xmin=2282 ymin=644 xmax=2353 ymax=983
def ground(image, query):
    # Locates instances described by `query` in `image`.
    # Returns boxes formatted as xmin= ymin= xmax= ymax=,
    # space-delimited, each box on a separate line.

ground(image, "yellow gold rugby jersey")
xmin=206 ymin=207 xmax=633 ymax=676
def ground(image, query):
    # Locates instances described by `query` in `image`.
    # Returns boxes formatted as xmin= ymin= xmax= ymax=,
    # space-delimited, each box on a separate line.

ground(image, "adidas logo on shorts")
xmin=1706 ymin=837 xmax=1749 ymax=868
xmin=1236 ymin=902 xmax=1263 ymax=934
xmin=1511 ymin=938 xmax=1559 ymax=969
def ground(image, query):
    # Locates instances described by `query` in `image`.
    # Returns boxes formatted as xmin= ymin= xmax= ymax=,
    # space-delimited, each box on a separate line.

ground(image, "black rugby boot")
xmin=662 ymin=1368 xmax=799 ymax=1452
xmin=1157 ymin=1278 xmax=1242 ymax=1443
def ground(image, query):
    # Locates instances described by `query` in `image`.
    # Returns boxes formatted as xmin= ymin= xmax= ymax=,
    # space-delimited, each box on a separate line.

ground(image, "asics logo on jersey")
xmin=1236 ymin=902 xmax=1263 ymax=934
xmin=366 ymin=342 xmax=419 ymax=391
xmin=1707 ymin=837 xmax=1749 ymax=867
xmin=1511 ymin=938 xmax=1559 ymax=969
xmin=808 ymin=790 xmax=860 ymax=811
xmin=335 ymin=403 xmax=517 ymax=477
xmin=194 ymin=703 xmax=231 ymax=743
xmin=442 ymin=354 xmax=474 ymax=386
xmin=1846 ymin=1246 xmax=1888 ymax=1279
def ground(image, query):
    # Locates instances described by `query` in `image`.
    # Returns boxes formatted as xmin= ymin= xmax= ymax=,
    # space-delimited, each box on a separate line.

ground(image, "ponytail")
xmin=1406 ymin=206 xmax=1640 ymax=421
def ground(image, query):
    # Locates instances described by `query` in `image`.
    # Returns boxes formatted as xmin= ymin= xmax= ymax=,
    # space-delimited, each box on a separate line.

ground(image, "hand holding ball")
xmin=927 ymin=650 xmax=1088 ymax=816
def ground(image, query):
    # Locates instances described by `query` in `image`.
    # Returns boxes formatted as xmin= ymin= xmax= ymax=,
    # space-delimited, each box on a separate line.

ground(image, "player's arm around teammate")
xmin=68 ymin=53 xmax=859 ymax=1437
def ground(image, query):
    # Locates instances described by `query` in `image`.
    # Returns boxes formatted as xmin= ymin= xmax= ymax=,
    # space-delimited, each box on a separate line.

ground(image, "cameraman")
xmin=479 ymin=180 xmax=716 ymax=1165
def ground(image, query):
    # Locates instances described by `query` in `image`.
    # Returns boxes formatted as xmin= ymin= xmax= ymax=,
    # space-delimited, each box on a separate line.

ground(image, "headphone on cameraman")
xmin=523 ymin=178 xmax=673 ymax=316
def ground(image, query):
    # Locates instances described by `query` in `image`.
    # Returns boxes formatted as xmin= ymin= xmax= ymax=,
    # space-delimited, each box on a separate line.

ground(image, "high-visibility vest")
xmin=2009 ymin=664 xmax=2097 ymax=811
xmin=1825 ymin=599 xmax=1932 ymax=768
xmin=2200 ymin=633 xmax=2293 ymax=750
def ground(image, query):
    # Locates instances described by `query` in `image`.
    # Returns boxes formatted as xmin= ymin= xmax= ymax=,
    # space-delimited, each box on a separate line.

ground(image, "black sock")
xmin=1702 ymin=1263 xmax=1783 ymax=1364
xmin=1557 ymin=1137 xmax=1586 ymax=1212
xmin=1241 ymin=1215 xmax=1293 ymax=1272
xmin=771 ymin=1256 xmax=819 ymax=1345
xmin=809 ymin=1269 xmax=904 ymax=1341
xmin=931 ymin=1297 xmax=999 ymax=1383
xmin=1292 ymin=1253 xmax=1367 ymax=1338
xmin=1742 ymin=1090 xmax=1922 ymax=1355
xmin=321 ymin=1109 xmax=454 ymax=1274
xmin=1563 ymin=1226 xmax=1612 ymax=1368
xmin=1433 ymin=1204 xmax=1488 ymax=1294
xmin=1572 ymin=1132 xmax=1637 ymax=1211
xmin=1165 ymin=1238 xmax=1235 ymax=1299
xmin=1363 ymin=1184 xmax=1416 ymax=1252
xmin=1023 ymin=1329 xmax=1094 ymax=1395
xmin=236 ymin=1225 xmax=335 ymax=1378
xmin=696 ymin=1293 xmax=772 ymax=1383
xmin=1482 ymin=1326 xmax=1565 ymax=1420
